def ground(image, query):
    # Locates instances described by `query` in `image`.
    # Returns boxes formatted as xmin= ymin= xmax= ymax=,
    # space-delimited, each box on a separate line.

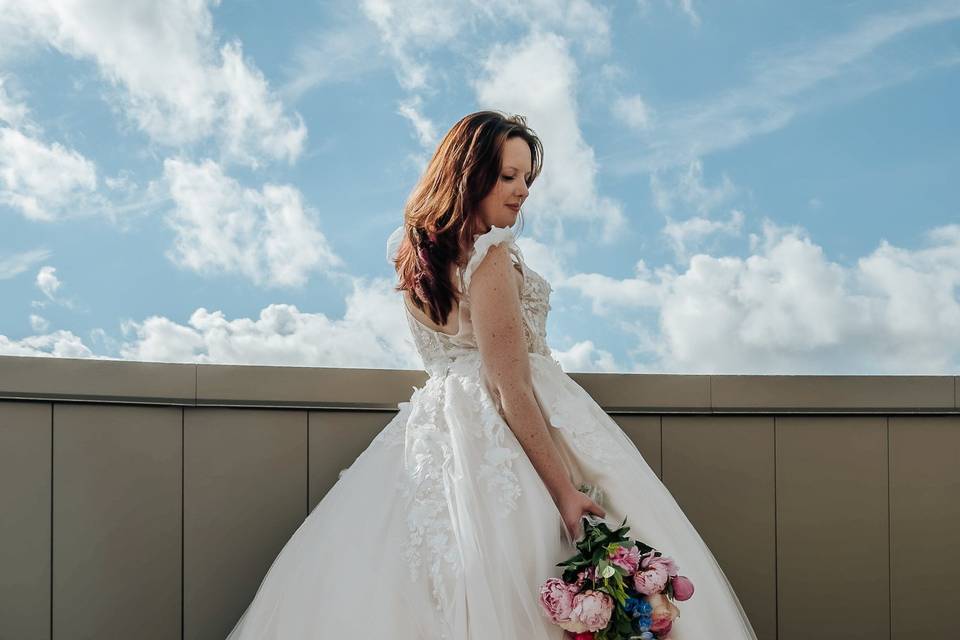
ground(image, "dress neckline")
xmin=402 ymin=259 xmax=526 ymax=339
xmin=402 ymin=295 xmax=465 ymax=339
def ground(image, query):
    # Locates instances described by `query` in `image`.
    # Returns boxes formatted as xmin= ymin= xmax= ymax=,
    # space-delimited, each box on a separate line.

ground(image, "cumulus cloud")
xmin=119 ymin=277 xmax=421 ymax=367
xmin=0 ymin=127 xmax=98 ymax=221
xmin=662 ymin=209 xmax=745 ymax=263
xmin=564 ymin=220 xmax=960 ymax=374
xmin=0 ymin=329 xmax=95 ymax=358
xmin=474 ymin=31 xmax=626 ymax=242
xmin=3 ymin=0 xmax=305 ymax=167
xmin=0 ymin=76 xmax=97 ymax=221
xmin=552 ymin=339 xmax=622 ymax=373
xmin=162 ymin=157 xmax=342 ymax=287
xmin=2 ymin=277 xmax=422 ymax=367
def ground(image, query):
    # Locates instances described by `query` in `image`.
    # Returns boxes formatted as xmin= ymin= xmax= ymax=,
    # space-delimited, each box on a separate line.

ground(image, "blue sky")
xmin=1 ymin=0 xmax=958 ymax=374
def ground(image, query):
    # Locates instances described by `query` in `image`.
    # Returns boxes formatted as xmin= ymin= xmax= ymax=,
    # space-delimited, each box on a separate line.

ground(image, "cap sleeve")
xmin=460 ymin=225 xmax=521 ymax=294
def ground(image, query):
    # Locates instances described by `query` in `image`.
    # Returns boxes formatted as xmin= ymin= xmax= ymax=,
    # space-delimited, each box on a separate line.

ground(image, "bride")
xmin=226 ymin=111 xmax=759 ymax=639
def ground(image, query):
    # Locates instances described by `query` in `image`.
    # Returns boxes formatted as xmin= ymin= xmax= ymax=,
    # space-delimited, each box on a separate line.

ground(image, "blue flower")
xmin=624 ymin=596 xmax=642 ymax=615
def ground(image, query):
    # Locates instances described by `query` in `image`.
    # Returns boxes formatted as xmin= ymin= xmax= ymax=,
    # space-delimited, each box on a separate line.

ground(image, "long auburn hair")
xmin=393 ymin=110 xmax=544 ymax=326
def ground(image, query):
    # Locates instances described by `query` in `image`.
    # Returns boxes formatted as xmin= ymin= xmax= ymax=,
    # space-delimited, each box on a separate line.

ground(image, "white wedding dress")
xmin=226 ymin=225 xmax=759 ymax=639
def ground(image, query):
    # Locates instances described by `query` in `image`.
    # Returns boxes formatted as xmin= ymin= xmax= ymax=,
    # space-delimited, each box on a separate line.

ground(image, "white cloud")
xmin=29 ymin=314 xmax=49 ymax=332
xmin=281 ymin=20 xmax=385 ymax=101
xmin=611 ymin=2 xmax=960 ymax=172
xmin=2 ymin=276 xmax=421 ymax=367
xmin=397 ymin=95 xmax=438 ymax=149
xmin=674 ymin=0 xmax=701 ymax=28
xmin=35 ymin=265 xmax=61 ymax=300
xmin=163 ymin=157 xmax=343 ymax=287
xmin=474 ymin=31 xmax=626 ymax=242
xmin=662 ymin=209 xmax=745 ymax=263
xmin=120 ymin=277 xmax=420 ymax=367
xmin=564 ymin=220 xmax=960 ymax=374
xmin=612 ymin=94 xmax=654 ymax=131
xmin=0 ymin=74 xmax=163 ymax=225
xmin=636 ymin=0 xmax=701 ymax=28
xmin=0 ymin=248 xmax=50 ymax=279
xmin=359 ymin=0 xmax=611 ymax=91
xmin=3 ymin=0 xmax=305 ymax=167
xmin=552 ymin=339 xmax=621 ymax=373
xmin=0 ymin=75 xmax=29 ymax=128
xmin=0 ymin=126 xmax=98 ymax=221
xmin=649 ymin=159 xmax=737 ymax=215
xmin=0 ymin=329 xmax=95 ymax=358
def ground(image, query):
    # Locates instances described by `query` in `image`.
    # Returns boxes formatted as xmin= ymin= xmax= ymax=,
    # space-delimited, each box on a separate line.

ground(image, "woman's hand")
xmin=556 ymin=487 xmax=606 ymax=544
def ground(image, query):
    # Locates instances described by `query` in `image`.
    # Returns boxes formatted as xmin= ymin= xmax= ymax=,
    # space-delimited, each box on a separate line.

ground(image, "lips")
xmin=506 ymin=203 xmax=520 ymax=211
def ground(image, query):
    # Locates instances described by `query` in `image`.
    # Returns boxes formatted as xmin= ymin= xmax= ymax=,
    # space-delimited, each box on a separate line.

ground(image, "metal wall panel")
xmin=776 ymin=417 xmax=889 ymax=640
xmin=0 ymin=401 xmax=51 ymax=640
xmin=890 ymin=416 xmax=960 ymax=639
xmin=611 ymin=414 xmax=662 ymax=478
xmin=663 ymin=416 xmax=776 ymax=640
xmin=52 ymin=404 xmax=181 ymax=640
xmin=184 ymin=408 xmax=307 ymax=640
xmin=308 ymin=410 xmax=394 ymax=511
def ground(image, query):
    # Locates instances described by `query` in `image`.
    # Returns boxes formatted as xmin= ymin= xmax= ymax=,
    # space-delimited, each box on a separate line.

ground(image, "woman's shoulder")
xmin=461 ymin=225 xmax=521 ymax=291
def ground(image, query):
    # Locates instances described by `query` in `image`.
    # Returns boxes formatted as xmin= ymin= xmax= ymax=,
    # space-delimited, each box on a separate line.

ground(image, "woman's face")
xmin=477 ymin=136 xmax=531 ymax=231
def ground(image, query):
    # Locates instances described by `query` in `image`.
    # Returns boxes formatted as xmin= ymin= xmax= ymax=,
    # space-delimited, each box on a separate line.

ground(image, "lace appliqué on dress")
xmin=534 ymin=365 xmax=631 ymax=464
xmin=452 ymin=355 xmax=522 ymax=517
xmin=399 ymin=380 xmax=462 ymax=618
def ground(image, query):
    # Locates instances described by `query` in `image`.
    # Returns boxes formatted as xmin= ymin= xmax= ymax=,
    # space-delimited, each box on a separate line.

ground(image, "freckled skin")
xmin=470 ymin=137 xmax=605 ymax=542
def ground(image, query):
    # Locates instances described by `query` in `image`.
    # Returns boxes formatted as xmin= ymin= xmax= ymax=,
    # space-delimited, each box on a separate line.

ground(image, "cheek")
xmin=482 ymin=182 xmax=505 ymax=209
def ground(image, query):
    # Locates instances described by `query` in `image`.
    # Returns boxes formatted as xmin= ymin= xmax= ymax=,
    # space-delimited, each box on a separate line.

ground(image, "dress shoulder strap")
xmin=459 ymin=225 xmax=522 ymax=294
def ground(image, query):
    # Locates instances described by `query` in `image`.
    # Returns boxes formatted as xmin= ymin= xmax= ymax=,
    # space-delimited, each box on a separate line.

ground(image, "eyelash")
xmin=503 ymin=175 xmax=530 ymax=184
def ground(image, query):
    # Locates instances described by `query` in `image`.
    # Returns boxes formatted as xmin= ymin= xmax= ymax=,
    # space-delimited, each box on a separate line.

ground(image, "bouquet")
xmin=538 ymin=484 xmax=695 ymax=640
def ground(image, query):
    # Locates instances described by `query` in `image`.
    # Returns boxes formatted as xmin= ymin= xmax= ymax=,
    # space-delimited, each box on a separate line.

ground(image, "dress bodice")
xmin=401 ymin=225 xmax=553 ymax=376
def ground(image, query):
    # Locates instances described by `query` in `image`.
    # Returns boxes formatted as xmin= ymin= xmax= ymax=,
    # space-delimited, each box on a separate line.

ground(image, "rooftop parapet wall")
xmin=1 ymin=355 xmax=957 ymax=412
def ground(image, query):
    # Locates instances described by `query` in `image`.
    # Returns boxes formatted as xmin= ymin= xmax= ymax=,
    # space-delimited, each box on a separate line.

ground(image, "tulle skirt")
xmin=226 ymin=352 xmax=758 ymax=639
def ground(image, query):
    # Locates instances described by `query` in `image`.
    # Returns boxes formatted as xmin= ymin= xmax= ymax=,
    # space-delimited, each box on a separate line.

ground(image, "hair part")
xmin=392 ymin=110 xmax=544 ymax=327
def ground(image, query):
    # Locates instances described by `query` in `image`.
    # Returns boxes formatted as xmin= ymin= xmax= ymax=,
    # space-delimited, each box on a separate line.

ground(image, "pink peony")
xmin=538 ymin=578 xmax=577 ymax=624
xmin=671 ymin=575 xmax=695 ymax=601
xmin=632 ymin=564 xmax=668 ymax=595
xmin=608 ymin=544 xmax=641 ymax=574
xmin=640 ymin=552 xmax=679 ymax=577
xmin=569 ymin=589 xmax=614 ymax=632
xmin=571 ymin=633 xmax=595 ymax=640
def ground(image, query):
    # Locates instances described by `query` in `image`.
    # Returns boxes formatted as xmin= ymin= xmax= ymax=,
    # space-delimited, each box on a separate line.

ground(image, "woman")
xmin=227 ymin=111 xmax=759 ymax=639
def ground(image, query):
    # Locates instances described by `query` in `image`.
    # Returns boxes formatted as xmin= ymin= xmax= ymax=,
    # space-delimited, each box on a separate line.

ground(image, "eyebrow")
xmin=504 ymin=165 xmax=532 ymax=175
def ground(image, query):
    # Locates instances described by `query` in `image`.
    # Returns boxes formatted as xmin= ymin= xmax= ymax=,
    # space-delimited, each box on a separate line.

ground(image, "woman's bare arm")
xmin=468 ymin=243 xmax=577 ymax=504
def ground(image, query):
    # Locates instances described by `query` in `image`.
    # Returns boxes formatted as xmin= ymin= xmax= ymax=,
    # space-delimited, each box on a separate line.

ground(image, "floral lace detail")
xmin=395 ymin=225 xmax=557 ymax=621
xmin=517 ymin=265 xmax=552 ymax=357
xmin=533 ymin=358 xmax=631 ymax=464
xmin=399 ymin=380 xmax=462 ymax=617
xmin=452 ymin=354 xmax=521 ymax=517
